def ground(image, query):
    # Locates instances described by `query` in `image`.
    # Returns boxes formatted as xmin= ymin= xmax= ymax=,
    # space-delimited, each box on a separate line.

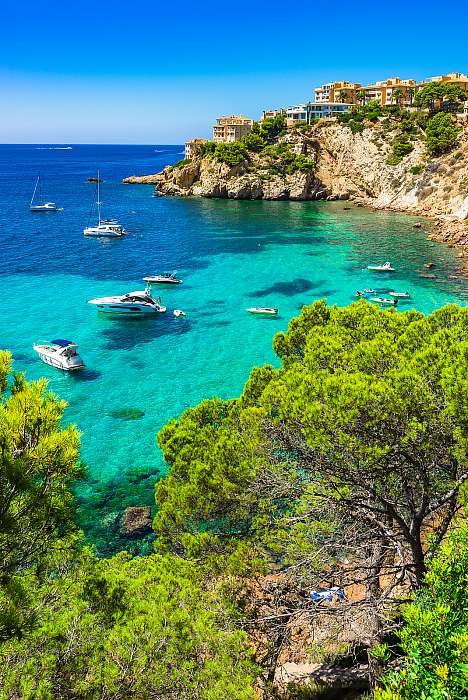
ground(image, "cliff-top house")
xmin=184 ymin=138 xmax=208 ymax=159
xmin=314 ymin=80 xmax=363 ymax=104
xmin=212 ymin=115 xmax=253 ymax=143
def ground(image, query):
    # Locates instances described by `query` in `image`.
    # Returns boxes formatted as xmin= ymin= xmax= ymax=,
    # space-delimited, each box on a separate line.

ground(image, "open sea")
xmin=1 ymin=144 xmax=466 ymax=554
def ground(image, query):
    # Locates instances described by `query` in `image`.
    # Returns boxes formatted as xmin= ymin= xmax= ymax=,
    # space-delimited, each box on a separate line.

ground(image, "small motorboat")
xmin=247 ymin=307 xmax=278 ymax=315
xmin=369 ymin=297 xmax=398 ymax=306
xmin=87 ymin=287 xmax=166 ymax=314
xmin=389 ymin=291 xmax=411 ymax=299
xmin=33 ymin=339 xmax=85 ymax=371
xmin=173 ymin=309 xmax=186 ymax=317
xmin=143 ymin=273 xmax=182 ymax=285
xmin=356 ymin=288 xmax=376 ymax=297
xmin=367 ymin=262 xmax=395 ymax=272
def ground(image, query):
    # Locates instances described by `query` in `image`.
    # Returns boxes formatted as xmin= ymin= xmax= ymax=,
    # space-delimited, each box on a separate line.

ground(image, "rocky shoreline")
xmin=124 ymin=120 xmax=468 ymax=272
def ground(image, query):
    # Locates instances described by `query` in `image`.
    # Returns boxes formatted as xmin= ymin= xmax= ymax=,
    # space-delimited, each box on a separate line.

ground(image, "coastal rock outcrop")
xmin=121 ymin=506 xmax=153 ymax=538
xmin=123 ymin=118 xmax=468 ymax=264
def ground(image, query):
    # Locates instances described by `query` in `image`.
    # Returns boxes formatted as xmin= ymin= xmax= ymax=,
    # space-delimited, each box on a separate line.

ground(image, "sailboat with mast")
xmin=84 ymin=170 xmax=127 ymax=237
xmin=30 ymin=173 xmax=59 ymax=212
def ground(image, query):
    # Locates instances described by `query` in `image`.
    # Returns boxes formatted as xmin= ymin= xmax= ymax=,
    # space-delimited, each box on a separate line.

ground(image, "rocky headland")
xmin=124 ymin=118 xmax=468 ymax=269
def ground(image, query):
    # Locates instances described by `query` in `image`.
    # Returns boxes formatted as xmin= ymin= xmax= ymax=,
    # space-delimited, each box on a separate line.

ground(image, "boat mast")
xmin=30 ymin=173 xmax=40 ymax=206
xmin=96 ymin=169 xmax=102 ymax=223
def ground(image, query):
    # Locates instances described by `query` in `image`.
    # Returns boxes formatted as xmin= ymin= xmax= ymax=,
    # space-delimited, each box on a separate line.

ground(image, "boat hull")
xmin=33 ymin=349 xmax=85 ymax=371
xmin=30 ymin=206 xmax=58 ymax=212
xmin=92 ymin=303 xmax=166 ymax=314
xmin=143 ymin=277 xmax=182 ymax=285
xmin=247 ymin=308 xmax=278 ymax=315
xmin=84 ymin=227 xmax=123 ymax=237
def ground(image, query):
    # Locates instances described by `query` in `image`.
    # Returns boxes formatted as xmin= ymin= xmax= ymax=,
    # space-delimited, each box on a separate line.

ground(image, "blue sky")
xmin=1 ymin=0 xmax=468 ymax=143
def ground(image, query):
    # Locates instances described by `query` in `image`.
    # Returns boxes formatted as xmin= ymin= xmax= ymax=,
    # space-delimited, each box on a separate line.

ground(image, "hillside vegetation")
xmin=1 ymin=301 xmax=466 ymax=698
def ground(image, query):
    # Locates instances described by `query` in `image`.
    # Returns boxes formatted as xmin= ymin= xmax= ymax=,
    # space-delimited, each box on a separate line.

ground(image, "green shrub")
xmin=350 ymin=121 xmax=365 ymax=134
xmin=426 ymin=113 xmax=460 ymax=155
xmin=167 ymin=159 xmax=190 ymax=171
xmin=241 ymin=133 xmax=266 ymax=152
xmin=376 ymin=512 xmax=468 ymax=700
xmin=410 ymin=164 xmax=424 ymax=175
xmin=286 ymin=154 xmax=315 ymax=174
xmin=213 ymin=142 xmax=248 ymax=166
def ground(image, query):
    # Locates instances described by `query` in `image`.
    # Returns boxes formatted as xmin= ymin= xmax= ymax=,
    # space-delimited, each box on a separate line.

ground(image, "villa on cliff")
xmin=212 ymin=115 xmax=253 ymax=143
xmin=184 ymin=138 xmax=208 ymax=159
xmin=183 ymin=70 xmax=468 ymax=156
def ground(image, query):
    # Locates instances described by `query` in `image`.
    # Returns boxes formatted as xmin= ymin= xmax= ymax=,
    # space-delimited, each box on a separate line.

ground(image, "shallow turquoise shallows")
xmin=1 ymin=145 xmax=466 ymax=554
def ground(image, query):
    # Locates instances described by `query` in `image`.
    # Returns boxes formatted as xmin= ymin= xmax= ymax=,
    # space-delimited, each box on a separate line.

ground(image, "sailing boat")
xmin=83 ymin=171 xmax=127 ymax=237
xmin=30 ymin=173 xmax=59 ymax=212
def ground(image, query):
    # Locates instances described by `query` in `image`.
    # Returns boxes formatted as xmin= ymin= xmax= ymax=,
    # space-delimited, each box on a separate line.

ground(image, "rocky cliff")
xmin=124 ymin=119 xmax=468 ymax=266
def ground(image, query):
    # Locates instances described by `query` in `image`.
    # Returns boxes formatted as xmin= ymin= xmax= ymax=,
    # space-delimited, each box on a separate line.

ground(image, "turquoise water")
xmin=1 ymin=145 xmax=466 ymax=554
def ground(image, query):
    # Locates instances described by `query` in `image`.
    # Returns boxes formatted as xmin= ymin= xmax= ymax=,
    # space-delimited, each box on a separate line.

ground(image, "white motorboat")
xmin=173 ymin=309 xmax=186 ymax=317
xmin=143 ymin=273 xmax=182 ymax=285
xmin=30 ymin=173 xmax=59 ymax=212
xmin=356 ymin=288 xmax=376 ymax=297
xmin=367 ymin=262 xmax=395 ymax=272
xmin=246 ymin=307 xmax=279 ymax=315
xmin=88 ymin=287 xmax=166 ymax=314
xmin=369 ymin=297 xmax=398 ymax=306
xmin=33 ymin=339 xmax=85 ymax=371
xmin=84 ymin=171 xmax=127 ymax=237
xmin=389 ymin=291 xmax=411 ymax=299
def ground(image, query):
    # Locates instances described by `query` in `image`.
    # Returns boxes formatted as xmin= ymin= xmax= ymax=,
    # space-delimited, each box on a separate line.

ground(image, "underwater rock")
xmin=121 ymin=506 xmax=153 ymax=538
xmin=111 ymin=408 xmax=145 ymax=421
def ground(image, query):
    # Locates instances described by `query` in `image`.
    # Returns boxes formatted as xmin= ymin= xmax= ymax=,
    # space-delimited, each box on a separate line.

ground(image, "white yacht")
xmin=88 ymin=287 xmax=166 ymax=314
xmin=369 ymin=296 xmax=398 ymax=306
xmin=30 ymin=173 xmax=59 ymax=212
xmin=367 ymin=262 xmax=395 ymax=272
xmin=246 ymin=307 xmax=278 ymax=315
xmin=143 ymin=273 xmax=182 ymax=285
xmin=33 ymin=339 xmax=85 ymax=371
xmin=389 ymin=291 xmax=411 ymax=299
xmin=84 ymin=171 xmax=127 ymax=237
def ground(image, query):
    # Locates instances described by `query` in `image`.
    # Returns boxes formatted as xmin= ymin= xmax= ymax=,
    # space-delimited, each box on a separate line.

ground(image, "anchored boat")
xmin=30 ymin=173 xmax=59 ymax=212
xmin=367 ymin=262 xmax=395 ymax=272
xmin=246 ymin=307 xmax=278 ymax=315
xmin=369 ymin=297 xmax=398 ymax=306
xmin=33 ymin=339 xmax=85 ymax=371
xmin=389 ymin=291 xmax=411 ymax=299
xmin=88 ymin=286 xmax=166 ymax=314
xmin=84 ymin=170 xmax=127 ymax=237
xmin=143 ymin=273 xmax=182 ymax=285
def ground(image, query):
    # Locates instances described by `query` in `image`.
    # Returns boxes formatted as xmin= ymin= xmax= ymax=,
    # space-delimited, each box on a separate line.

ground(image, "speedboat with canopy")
xmin=33 ymin=339 xmax=85 ymax=371
xmin=87 ymin=286 xmax=166 ymax=314
xmin=84 ymin=170 xmax=127 ymax=237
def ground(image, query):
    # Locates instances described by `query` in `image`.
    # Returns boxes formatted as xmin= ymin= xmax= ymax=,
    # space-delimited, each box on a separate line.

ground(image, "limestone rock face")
xmin=124 ymin=119 xmax=468 ymax=260
xmin=121 ymin=506 xmax=152 ymax=538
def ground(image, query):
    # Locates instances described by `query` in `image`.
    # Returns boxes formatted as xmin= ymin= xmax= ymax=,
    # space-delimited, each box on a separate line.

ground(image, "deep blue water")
xmin=0 ymin=144 xmax=466 ymax=555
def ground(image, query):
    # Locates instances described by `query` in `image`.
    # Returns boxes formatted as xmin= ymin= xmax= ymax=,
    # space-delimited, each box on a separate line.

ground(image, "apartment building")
xmin=184 ymin=138 xmax=208 ymax=159
xmin=314 ymin=81 xmax=362 ymax=104
xmin=285 ymin=102 xmax=352 ymax=124
xmin=419 ymin=72 xmax=468 ymax=92
xmin=364 ymin=77 xmax=418 ymax=106
xmin=261 ymin=108 xmax=286 ymax=120
xmin=212 ymin=115 xmax=253 ymax=143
